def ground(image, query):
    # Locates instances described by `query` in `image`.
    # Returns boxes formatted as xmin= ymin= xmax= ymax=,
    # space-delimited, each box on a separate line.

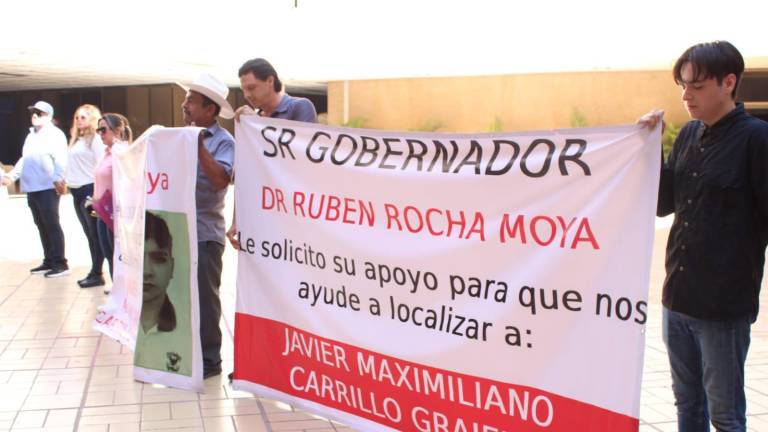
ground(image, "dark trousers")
xmin=96 ymin=218 xmax=114 ymax=279
xmin=27 ymin=189 xmax=67 ymax=268
xmin=198 ymin=241 xmax=224 ymax=371
xmin=70 ymin=184 xmax=104 ymax=275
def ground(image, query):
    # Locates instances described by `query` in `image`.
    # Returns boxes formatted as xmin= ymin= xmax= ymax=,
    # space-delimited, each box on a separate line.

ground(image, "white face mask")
xmin=31 ymin=114 xmax=51 ymax=127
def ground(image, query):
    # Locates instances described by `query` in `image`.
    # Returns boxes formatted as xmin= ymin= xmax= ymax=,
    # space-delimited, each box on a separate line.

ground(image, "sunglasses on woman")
xmin=96 ymin=127 xmax=108 ymax=134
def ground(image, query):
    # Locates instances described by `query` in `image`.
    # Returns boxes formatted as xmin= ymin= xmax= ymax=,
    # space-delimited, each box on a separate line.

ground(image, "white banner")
xmin=94 ymin=127 xmax=203 ymax=392
xmin=232 ymin=117 xmax=661 ymax=431
xmin=92 ymin=133 xmax=149 ymax=348
xmin=135 ymin=127 xmax=202 ymax=391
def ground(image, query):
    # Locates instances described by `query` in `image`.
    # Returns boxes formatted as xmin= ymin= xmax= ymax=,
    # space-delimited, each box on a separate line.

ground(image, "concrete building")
xmin=2 ymin=57 xmax=767 ymax=182
xmin=327 ymin=58 xmax=768 ymax=132
xmin=0 ymin=85 xmax=326 ymax=175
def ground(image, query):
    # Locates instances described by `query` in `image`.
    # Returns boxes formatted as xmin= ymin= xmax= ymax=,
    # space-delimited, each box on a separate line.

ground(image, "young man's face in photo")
xmin=143 ymin=238 xmax=174 ymax=303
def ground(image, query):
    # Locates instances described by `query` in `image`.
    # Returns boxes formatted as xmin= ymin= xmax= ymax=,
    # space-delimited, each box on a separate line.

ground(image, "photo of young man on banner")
xmin=132 ymin=127 xmax=203 ymax=391
xmin=134 ymin=210 xmax=193 ymax=376
xmin=91 ymin=125 xmax=204 ymax=391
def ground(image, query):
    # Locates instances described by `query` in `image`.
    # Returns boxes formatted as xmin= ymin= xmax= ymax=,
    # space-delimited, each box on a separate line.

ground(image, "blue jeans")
xmin=662 ymin=307 xmax=750 ymax=432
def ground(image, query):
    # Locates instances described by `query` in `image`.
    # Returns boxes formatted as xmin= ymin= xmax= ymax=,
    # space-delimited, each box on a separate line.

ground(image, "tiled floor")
xmin=1 ymin=192 xmax=768 ymax=431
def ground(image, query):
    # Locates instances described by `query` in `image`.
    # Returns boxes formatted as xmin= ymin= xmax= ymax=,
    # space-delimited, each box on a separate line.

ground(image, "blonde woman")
xmin=94 ymin=113 xmax=132 ymax=291
xmin=59 ymin=104 xmax=106 ymax=288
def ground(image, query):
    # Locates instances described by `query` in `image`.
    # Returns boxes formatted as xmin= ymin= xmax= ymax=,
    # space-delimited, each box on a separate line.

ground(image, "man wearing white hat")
xmin=2 ymin=101 xmax=70 ymax=277
xmin=180 ymin=73 xmax=235 ymax=378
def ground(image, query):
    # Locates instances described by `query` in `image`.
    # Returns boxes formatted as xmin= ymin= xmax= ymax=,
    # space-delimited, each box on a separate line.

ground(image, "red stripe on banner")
xmin=234 ymin=313 xmax=638 ymax=431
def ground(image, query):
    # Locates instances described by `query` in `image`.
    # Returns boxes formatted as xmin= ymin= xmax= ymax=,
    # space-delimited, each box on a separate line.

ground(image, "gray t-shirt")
xmin=196 ymin=123 xmax=234 ymax=245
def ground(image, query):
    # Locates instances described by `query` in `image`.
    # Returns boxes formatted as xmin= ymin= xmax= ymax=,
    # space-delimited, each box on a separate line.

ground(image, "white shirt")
xmin=5 ymin=123 xmax=67 ymax=193
xmin=65 ymin=135 xmax=105 ymax=188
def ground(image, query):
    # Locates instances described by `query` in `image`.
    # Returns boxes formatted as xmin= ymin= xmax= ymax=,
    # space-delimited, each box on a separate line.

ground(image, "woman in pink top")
xmin=94 ymin=113 xmax=132 ymax=289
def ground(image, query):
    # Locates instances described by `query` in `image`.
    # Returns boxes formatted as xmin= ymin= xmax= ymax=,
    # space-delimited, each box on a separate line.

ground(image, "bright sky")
xmin=2 ymin=0 xmax=766 ymax=85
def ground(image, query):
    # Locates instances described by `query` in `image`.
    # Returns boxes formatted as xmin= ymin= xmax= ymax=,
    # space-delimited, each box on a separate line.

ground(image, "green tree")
xmin=487 ymin=116 xmax=503 ymax=132
xmin=342 ymin=117 xmax=367 ymax=128
xmin=411 ymin=119 xmax=444 ymax=132
xmin=662 ymin=122 xmax=680 ymax=158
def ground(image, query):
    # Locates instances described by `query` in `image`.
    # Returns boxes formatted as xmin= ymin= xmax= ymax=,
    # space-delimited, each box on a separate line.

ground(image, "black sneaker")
xmin=78 ymin=273 xmax=106 ymax=288
xmin=30 ymin=263 xmax=52 ymax=274
xmin=44 ymin=267 xmax=71 ymax=278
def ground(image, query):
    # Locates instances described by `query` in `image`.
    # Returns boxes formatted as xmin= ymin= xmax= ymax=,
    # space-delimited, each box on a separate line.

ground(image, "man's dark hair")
xmin=198 ymin=92 xmax=221 ymax=117
xmin=145 ymin=211 xmax=176 ymax=332
xmin=673 ymin=40 xmax=744 ymax=99
xmin=238 ymin=58 xmax=282 ymax=92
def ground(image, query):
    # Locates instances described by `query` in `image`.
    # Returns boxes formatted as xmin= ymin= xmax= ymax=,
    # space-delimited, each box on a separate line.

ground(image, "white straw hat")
xmin=179 ymin=73 xmax=234 ymax=119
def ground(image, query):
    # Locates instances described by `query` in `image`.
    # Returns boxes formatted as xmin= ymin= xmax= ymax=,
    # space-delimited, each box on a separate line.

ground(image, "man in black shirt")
xmin=643 ymin=41 xmax=768 ymax=431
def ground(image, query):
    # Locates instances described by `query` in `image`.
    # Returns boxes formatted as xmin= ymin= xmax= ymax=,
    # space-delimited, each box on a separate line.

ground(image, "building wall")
xmin=0 ymin=83 xmax=328 ymax=169
xmin=327 ymin=70 xmax=693 ymax=132
xmin=0 ymin=84 xmax=180 ymax=165
xmin=0 ymin=84 xmax=326 ymax=194
xmin=0 ymin=84 xmax=245 ymax=166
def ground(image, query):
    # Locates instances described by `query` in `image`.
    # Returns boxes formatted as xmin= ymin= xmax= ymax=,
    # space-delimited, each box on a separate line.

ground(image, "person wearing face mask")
xmin=1 ymin=101 xmax=70 ymax=277
xmin=57 ymin=104 xmax=107 ymax=288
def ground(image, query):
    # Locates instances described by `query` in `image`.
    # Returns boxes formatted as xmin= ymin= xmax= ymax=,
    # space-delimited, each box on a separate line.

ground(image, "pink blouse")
xmin=93 ymin=148 xmax=115 ymax=229
xmin=93 ymin=147 xmax=113 ymax=201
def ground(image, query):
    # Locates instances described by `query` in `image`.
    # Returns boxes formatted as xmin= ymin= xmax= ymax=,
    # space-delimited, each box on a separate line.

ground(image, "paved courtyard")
xmin=1 ymin=191 xmax=768 ymax=431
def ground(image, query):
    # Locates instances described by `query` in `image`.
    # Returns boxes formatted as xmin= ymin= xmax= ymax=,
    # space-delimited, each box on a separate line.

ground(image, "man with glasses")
xmin=2 ymin=101 xmax=70 ymax=277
